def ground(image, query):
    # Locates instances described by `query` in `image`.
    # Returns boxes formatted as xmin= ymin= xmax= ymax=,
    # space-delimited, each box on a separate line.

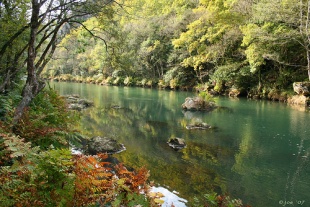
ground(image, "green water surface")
xmin=51 ymin=82 xmax=310 ymax=207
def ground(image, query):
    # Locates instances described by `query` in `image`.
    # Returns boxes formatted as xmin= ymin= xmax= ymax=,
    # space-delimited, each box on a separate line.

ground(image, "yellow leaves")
xmin=244 ymin=44 xmax=265 ymax=73
xmin=172 ymin=37 xmax=185 ymax=49
xmin=240 ymin=23 xmax=259 ymax=47
xmin=188 ymin=41 xmax=199 ymax=53
xmin=172 ymin=0 xmax=244 ymax=71
xmin=148 ymin=191 xmax=165 ymax=205
xmin=207 ymin=24 xmax=230 ymax=43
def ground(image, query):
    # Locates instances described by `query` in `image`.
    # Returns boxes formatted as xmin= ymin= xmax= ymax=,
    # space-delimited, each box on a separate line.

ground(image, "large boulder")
xmin=182 ymin=97 xmax=216 ymax=111
xmin=86 ymin=136 xmax=126 ymax=155
xmin=293 ymin=82 xmax=310 ymax=96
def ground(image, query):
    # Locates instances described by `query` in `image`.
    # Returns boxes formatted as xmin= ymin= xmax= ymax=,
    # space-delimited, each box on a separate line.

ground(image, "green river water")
xmin=51 ymin=82 xmax=310 ymax=207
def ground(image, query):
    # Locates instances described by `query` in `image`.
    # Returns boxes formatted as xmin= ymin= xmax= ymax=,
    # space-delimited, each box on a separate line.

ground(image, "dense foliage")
xmin=0 ymin=88 xmax=156 ymax=206
xmin=44 ymin=0 xmax=309 ymax=98
xmin=4 ymin=0 xmax=301 ymax=206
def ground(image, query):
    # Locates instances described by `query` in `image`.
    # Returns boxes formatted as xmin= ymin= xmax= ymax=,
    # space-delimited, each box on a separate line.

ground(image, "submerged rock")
xmin=111 ymin=105 xmax=122 ymax=109
xmin=186 ymin=122 xmax=212 ymax=130
xmin=85 ymin=136 xmax=126 ymax=155
xmin=182 ymin=97 xmax=216 ymax=111
xmin=63 ymin=94 xmax=94 ymax=111
xmin=167 ymin=137 xmax=186 ymax=150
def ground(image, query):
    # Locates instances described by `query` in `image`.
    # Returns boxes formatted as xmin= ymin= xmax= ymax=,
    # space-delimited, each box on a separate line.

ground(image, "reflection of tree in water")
xmin=78 ymin=106 xmax=139 ymax=138
xmin=285 ymin=106 xmax=310 ymax=203
xmin=284 ymin=149 xmax=309 ymax=202
xmin=115 ymin=141 xmax=233 ymax=204
xmin=231 ymin=121 xmax=310 ymax=206
xmin=77 ymin=104 xmax=234 ymax=205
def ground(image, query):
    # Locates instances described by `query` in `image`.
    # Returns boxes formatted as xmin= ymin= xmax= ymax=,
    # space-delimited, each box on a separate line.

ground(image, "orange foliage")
xmin=115 ymin=163 xmax=149 ymax=193
xmin=14 ymin=107 xmax=61 ymax=142
xmin=73 ymin=153 xmax=113 ymax=206
xmin=72 ymin=153 xmax=150 ymax=206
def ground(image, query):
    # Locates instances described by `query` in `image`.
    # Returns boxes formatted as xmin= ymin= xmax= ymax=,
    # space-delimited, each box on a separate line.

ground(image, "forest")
xmin=44 ymin=0 xmax=309 ymax=99
xmin=0 ymin=0 xmax=309 ymax=206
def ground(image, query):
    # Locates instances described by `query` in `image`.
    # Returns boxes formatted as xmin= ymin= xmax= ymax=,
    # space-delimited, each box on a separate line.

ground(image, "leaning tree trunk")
xmin=13 ymin=0 xmax=45 ymax=125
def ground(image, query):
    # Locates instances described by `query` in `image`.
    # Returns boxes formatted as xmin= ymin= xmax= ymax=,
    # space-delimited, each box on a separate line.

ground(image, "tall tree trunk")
xmin=307 ymin=49 xmax=310 ymax=81
xmin=301 ymin=0 xmax=310 ymax=81
xmin=13 ymin=0 xmax=45 ymax=125
xmin=0 ymin=70 xmax=11 ymax=93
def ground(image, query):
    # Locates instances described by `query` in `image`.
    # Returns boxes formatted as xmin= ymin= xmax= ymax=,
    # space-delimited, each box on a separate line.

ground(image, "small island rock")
xmin=86 ymin=136 xmax=126 ymax=155
xmin=182 ymin=97 xmax=216 ymax=111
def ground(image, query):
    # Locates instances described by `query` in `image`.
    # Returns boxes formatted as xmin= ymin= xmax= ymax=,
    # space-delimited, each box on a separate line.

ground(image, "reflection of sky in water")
xmin=151 ymin=187 xmax=188 ymax=207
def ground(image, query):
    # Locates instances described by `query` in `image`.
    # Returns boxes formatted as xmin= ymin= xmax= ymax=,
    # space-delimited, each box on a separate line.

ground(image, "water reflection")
xmin=51 ymin=82 xmax=310 ymax=207
xmin=151 ymin=186 xmax=187 ymax=207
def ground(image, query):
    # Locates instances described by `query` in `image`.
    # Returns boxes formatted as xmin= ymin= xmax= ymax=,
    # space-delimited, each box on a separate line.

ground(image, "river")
xmin=51 ymin=82 xmax=310 ymax=207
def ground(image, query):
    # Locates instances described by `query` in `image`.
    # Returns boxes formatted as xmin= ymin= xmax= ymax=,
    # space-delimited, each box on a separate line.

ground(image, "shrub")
xmin=0 ymin=135 xmax=157 ymax=207
xmin=146 ymin=80 xmax=154 ymax=87
xmin=13 ymin=88 xmax=80 ymax=149
xmin=124 ymin=76 xmax=133 ymax=86
xmin=214 ymin=81 xmax=223 ymax=93
xmin=158 ymin=79 xmax=168 ymax=89
xmin=169 ymin=78 xmax=179 ymax=90
xmin=94 ymin=74 xmax=104 ymax=84
xmin=86 ymin=76 xmax=95 ymax=83
xmin=199 ymin=91 xmax=214 ymax=102
xmin=106 ymin=76 xmax=114 ymax=84
xmin=59 ymin=74 xmax=73 ymax=82
xmin=0 ymin=134 xmax=74 ymax=206
xmin=113 ymin=77 xmax=124 ymax=85
xmin=141 ymin=78 xmax=148 ymax=87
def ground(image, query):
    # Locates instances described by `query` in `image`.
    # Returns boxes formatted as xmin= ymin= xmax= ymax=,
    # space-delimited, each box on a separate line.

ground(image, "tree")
xmin=172 ymin=0 xmax=245 ymax=83
xmin=241 ymin=0 xmax=310 ymax=83
xmin=0 ymin=0 xmax=30 ymax=93
xmin=298 ymin=0 xmax=310 ymax=80
xmin=0 ymin=0 xmax=120 ymax=124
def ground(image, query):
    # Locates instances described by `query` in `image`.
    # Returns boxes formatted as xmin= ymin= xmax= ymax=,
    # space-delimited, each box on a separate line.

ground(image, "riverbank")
xmin=48 ymin=77 xmax=310 ymax=109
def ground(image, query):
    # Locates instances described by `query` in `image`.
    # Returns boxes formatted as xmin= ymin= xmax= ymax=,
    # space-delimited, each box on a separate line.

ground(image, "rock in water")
xmin=186 ymin=122 xmax=212 ymax=130
xmin=167 ymin=137 xmax=186 ymax=150
xmin=86 ymin=136 xmax=126 ymax=155
xmin=62 ymin=94 xmax=94 ymax=111
xmin=181 ymin=97 xmax=216 ymax=111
